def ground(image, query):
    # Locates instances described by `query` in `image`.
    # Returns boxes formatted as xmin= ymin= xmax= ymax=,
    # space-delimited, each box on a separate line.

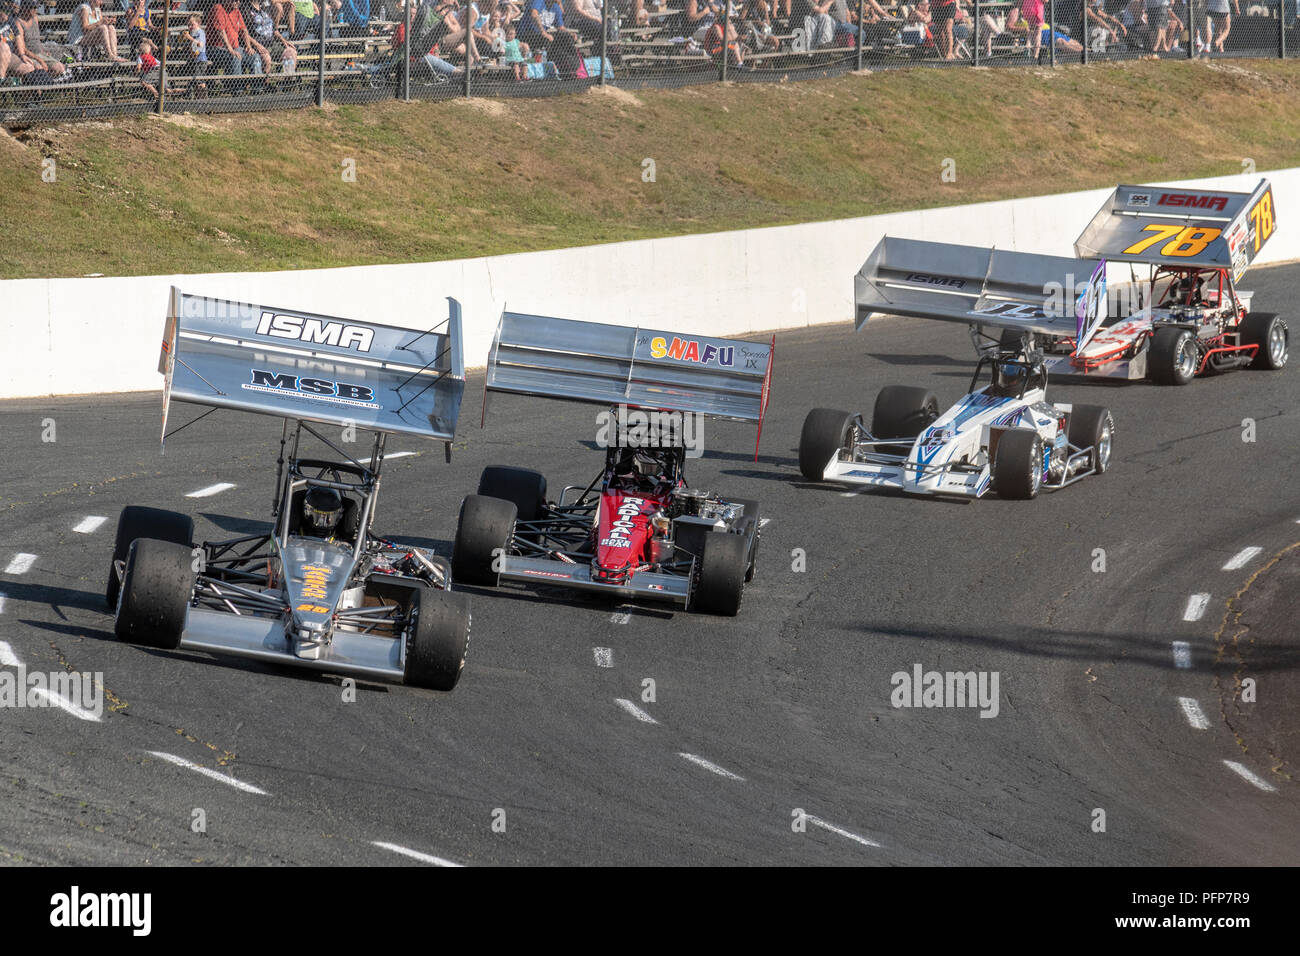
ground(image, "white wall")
xmin=3 ymin=167 xmax=1296 ymax=399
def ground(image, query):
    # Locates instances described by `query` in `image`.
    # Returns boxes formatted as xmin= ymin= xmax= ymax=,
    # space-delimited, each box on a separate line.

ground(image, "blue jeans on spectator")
xmin=423 ymin=53 xmax=458 ymax=74
xmin=210 ymin=46 xmax=260 ymax=74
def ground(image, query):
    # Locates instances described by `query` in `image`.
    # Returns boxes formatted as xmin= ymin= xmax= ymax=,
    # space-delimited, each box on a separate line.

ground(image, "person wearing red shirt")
xmin=208 ymin=0 xmax=259 ymax=74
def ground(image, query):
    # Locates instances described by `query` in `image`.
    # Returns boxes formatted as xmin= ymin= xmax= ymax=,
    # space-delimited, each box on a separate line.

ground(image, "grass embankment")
xmin=2 ymin=58 xmax=1300 ymax=279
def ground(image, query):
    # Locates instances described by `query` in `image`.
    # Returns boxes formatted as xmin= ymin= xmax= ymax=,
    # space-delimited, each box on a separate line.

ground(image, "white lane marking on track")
xmin=1182 ymin=593 xmax=1210 ymax=622
xmin=371 ymin=841 xmax=462 ymax=867
xmin=1177 ymin=697 xmax=1210 ymax=730
xmin=4 ymin=554 xmax=37 ymax=575
xmin=610 ymin=611 xmax=632 ymax=625
xmin=839 ymin=489 xmax=861 ymax=498
xmin=1222 ymin=760 xmax=1278 ymax=793
xmin=593 ymin=647 xmax=613 ymax=668
xmin=759 ymin=518 xmax=771 ymax=529
xmin=807 ymin=815 xmax=882 ymax=849
xmin=614 ymin=698 xmax=659 ymax=724
xmin=0 ymin=592 xmax=6 ymax=615
xmin=1171 ymin=641 xmax=1192 ymax=669
xmin=0 ymin=641 xmax=20 ymax=667
xmin=1222 ymin=547 xmax=1262 ymax=571
xmin=72 ymin=516 xmax=108 ymax=534
xmin=185 ymin=482 xmax=236 ymax=499
xmin=382 ymin=451 xmax=419 ymax=460
xmin=146 ymin=751 xmax=267 ymax=795
xmin=30 ymin=689 xmax=102 ymax=722
xmin=678 ymin=752 xmax=745 ymax=781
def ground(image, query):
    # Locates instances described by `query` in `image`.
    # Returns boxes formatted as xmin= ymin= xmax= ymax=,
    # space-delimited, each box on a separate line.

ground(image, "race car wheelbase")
xmin=452 ymin=494 xmax=517 ymax=587
xmin=1067 ymin=405 xmax=1115 ymax=475
xmin=114 ymin=538 xmax=196 ymax=649
xmin=1240 ymin=312 xmax=1289 ymax=371
xmin=405 ymin=588 xmax=471 ymax=691
xmin=1149 ymin=327 xmax=1198 ymax=386
xmin=872 ymin=386 xmax=940 ymax=440
xmin=994 ymin=429 xmax=1043 ymax=500
xmin=106 ymin=505 xmax=194 ymax=609
xmin=477 ymin=466 xmax=548 ymax=522
xmin=798 ymin=408 xmax=854 ymax=481
xmin=692 ymin=531 xmax=749 ymax=616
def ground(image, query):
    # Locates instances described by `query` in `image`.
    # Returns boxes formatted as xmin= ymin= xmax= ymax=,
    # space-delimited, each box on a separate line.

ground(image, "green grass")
xmin=3 ymin=57 xmax=1300 ymax=279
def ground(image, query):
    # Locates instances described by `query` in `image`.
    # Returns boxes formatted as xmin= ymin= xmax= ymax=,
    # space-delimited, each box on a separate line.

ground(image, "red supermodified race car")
xmin=451 ymin=312 xmax=774 ymax=616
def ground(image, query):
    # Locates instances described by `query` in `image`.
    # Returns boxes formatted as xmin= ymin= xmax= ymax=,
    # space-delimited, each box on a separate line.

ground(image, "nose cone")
xmin=282 ymin=538 xmax=353 ymax=635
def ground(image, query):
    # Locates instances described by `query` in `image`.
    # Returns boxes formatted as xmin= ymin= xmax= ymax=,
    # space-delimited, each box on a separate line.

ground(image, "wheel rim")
xmin=1029 ymin=440 xmax=1042 ymax=494
xmin=1097 ymin=422 xmax=1112 ymax=470
xmin=1268 ymin=322 xmax=1288 ymax=366
xmin=1175 ymin=336 xmax=1197 ymax=378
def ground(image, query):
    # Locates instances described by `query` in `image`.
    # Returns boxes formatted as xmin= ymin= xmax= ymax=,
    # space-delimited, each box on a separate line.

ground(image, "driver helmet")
xmin=996 ymin=361 xmax=1027 ymax=391
xmin=301 ymin=487 xmax=343 ymax=535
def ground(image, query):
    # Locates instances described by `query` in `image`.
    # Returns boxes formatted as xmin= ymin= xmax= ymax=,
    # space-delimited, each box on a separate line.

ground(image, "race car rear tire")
xmin=993 ymin=428 xmax=1043 ymax=500
xmin=1148 ymin=327 xmax=1198 ymax=386
xmin=1067 ymin=405 xmax=1115 ymax=476
xmin=114 ymin=538 xmax=195 ymax=649
xmin=405 ymin=588 xmax=471 ymax=691
xmin=477 ymin=466 xmax=548 ymax=522
xmin=872 ymin=386 xmax=940 ymax=440
xmin=692 ymin=531 xmax=749 ymax=616
xmin=1239 ymin=312 xmax=1289 ymax=370
xmin=106 ymin=506 xmax=194 ymax=609
xmin=798 ymin=408 xmax=854 ymax=481
xmin=731 ymin=497 xmax=761 ymax=583
xmin=452 ymin=495 xmax=516 ymax=587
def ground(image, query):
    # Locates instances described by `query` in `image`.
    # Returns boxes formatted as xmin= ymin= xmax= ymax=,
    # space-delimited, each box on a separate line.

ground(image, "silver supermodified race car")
xmin=452 ymin=312 xmax=773 ymax=615
xmin=106 ymin=289 xmax=471 ymax=690
xmin=851 ymin=179 xmax=1287 ymax=385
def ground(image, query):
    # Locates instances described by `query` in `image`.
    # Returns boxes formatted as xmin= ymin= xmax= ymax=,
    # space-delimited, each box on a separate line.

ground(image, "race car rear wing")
xmin=855 ymin=236 xmax=1110 ymax=348
xmin=1074 ymin=179 xmax=1275 ymax=279
xmin=159 ymin=287 xmax=466 ymax=449
xmin=482 ymin=311 xmax=775 ymax=458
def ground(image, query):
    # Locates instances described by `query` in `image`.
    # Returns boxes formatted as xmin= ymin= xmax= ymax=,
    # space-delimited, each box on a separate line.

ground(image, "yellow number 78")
xmin=1122 ymin=224 xmax=1222 ymax=258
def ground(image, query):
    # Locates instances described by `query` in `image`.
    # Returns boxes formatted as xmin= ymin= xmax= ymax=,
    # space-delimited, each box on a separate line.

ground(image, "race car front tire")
xmin=405 ymin=588 xmax=471 ymax=691
xmin=798 ymin=408 xmax=853 ymax=481
xmin=452 ymin=494 xmax=517 ymax=587
xmin=730 ymin=497 xmax=761 ymax=583
xmin=993 ymin=428 xmax=1043 ymax=500
xmin=692 ymin=530 xmax=749 ymax=616
xmin=1148 ymin=327 xmax=1198 ymax=386
xmin=1066 ymin=405 xmax=1115 ymax=476
xmin=872 ymin=386 xmax=940 ymax=441
xmin=1240 ymin=312 xmax=1289 ymax=370
xmin=114 ymin=538 xmax=195 ymax=649
xmin=477 ymin=466 xmax=548 ymax=522
xmin=106 ymin=506 xmax=194 ymax=609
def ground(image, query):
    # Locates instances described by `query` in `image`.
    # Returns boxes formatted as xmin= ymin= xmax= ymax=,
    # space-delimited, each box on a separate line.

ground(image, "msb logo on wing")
xmin=244 ymin=369 xmax=380 ymax=410
xmin=256 ymin=312 xmax=375 ymax=352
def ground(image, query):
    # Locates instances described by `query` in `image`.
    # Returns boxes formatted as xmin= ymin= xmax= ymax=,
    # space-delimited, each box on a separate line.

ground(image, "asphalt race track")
xmin=1 ymin=263 xmax=1297 ymax=867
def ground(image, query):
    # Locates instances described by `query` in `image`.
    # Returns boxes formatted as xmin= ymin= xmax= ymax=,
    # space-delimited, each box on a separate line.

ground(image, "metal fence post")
xmin=973 ymin=0 xmax=980 ymax=64
xmin=600 ymin=0 xmax=609 ymax=84
xmin=1048 ymin=0 xmax=1055 ymax=65
xmin=316 ymin=6 xmax=328 ymax=107
xmin=1188 ymin=0 xmax=1195 ymax=57
xmin=720 ymin=1 xmax=730 ymax=81
xmin=465 ymin=1 xmax=473 ymax=97
xmin=857 ymin=0 xmax=865 ymax=68
xmin=402 ymin=0 xmax=412 ymax=100
xmin=158 ymin=0 xmax=171 ymax=114
xmin=1281 ymin=0 xmax=1287 ymax=58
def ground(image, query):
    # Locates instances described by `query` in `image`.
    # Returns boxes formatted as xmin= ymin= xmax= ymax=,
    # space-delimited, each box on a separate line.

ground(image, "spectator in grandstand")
xmin=501 ymin=19 xmax=528 ymax=74
xmin=1207 ymin=0 xmax=1236 ymax=50
xmin=969 ymin=0 xmax=1004 ymax=55
xmin=337 ymin=0 xmax=368 ymax=30
xmin=741 ymin=0 xmax=779 ymax=49
xmin=0 ymin=7 xmax=37 ymax=79
xmin=1008 ymin=0 xmax=1043 ymax=59
xmin=518 ymin=0 xmax=567 ymax=49
xmin=703 ymin=10 xmax=743 ymax=62
xmin=793 ymin=0 xmax=834 ymax=46
xmin=567 ymin=0 xmax=603 ymax=41
xmin=177 ymin=12 xmax=210 ymax=87
xmin=208 ymin=0 xmax=261 ymax=72
xmin=288 ymin=0 xmax=320 ymax=35
xmin=14 ymin=0 xmax=71 ymax=76
xmin=124 ymin=0 xmax=158 ymax=48
xmin=243 ymin=0 xmax=293 ymax=69
xmin=1084 ymin=0 xmax=1126 ymax=46
xmin=829 ymin=0 xmax=858 ymax=44
xmin=68 ymin=0 xmax=130 ymax=62
xmin=135 ymin=35 xmax=165 ymax=97
xmin=931 ymin=0 xmax=956 ymax=56
xmin=1143 ymin=0 xmax=1171 ymax=48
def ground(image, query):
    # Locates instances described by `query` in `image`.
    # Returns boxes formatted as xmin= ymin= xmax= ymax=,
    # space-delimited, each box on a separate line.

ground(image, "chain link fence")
xmin=1 ymin=0 xmax=1297 ymax=123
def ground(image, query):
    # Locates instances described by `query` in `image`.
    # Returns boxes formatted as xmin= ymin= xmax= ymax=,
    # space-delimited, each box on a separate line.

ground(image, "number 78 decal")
xmin=1122 ymin=224 xmax=1222 ymax=257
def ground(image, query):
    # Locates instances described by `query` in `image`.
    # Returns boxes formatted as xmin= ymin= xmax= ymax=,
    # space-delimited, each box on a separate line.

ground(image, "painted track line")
xmin=4 ymin=553 xmax=37 ymax=575
xmin=807 ymin=815 xmax=882 ymax=849
xmin=30 ymin=689 xmax=102 ymax=723
xmin=0 ymin=592 xmax=6 ymax=616
xmin=72 ymin=516 xmax=108 ymax=534
xmin=1182 ymin=593 xmax=1210 ymax=622
xmin=614 ymin=698 xmax=658 ymax=724
xmin=0 ymin=641 xmax=20 ymax=667
xmin=1222 ymin=760 xmax=1277 ymax=793
xmin=185 ymin=482 xmax=236 ymax=499
xmin=1171 ymin=641 xmax=1192 ymax=670
xmin=610 ymin=611 xmax=632 ymax=625
xmin=382 ymin=451 xmax=419 ymax=460
xmin=146 ymin=751 xmax=267 ymax=795
xmin=678 ymin=752 xmax=745 ymax=781
xmin=1222 ymin=547 xmax=1262 ymax=571
xmin=1177 ymin=697 xmax=1210 ymax=730
xmin=593 ymin=647 xmax=613 ymax=668
xmin=371 ymin=841 xmax=462 ymax=867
